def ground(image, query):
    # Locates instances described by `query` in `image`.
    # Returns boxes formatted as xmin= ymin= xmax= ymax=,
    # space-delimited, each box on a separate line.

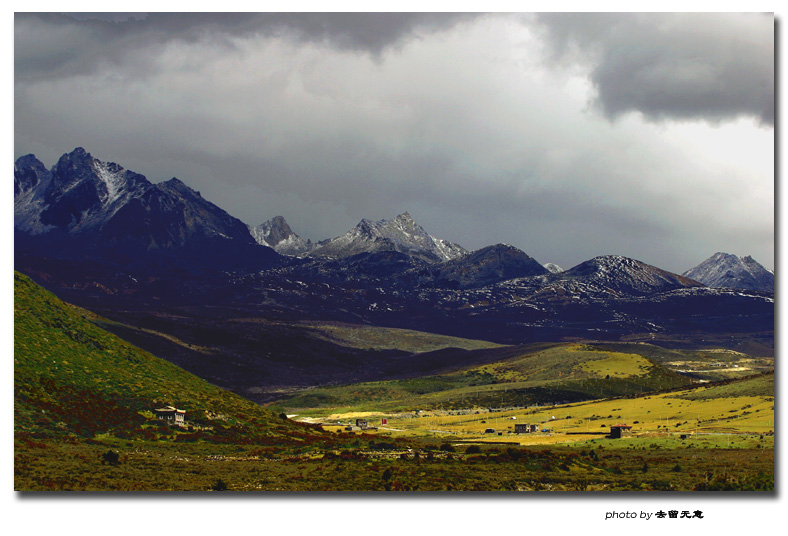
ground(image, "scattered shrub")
xmin=100 ymin=450 xmax=120 ymax=466
xmin=210 ymin=478 xmax=228 ymax=491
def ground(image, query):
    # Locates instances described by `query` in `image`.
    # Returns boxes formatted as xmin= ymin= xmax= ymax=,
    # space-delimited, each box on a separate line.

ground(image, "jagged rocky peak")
xmin=14 ymin=147 xmax=279 ymax=270
xmin=49 ymin=147 xmax=146 ymax=198
xmin=14 ymin=154 xmax=50 ymax=197
xmin=308 ymin=212 xmax=467 ymax=263
xmin=389 ymin=211 xmax=419 ymax=231
xmin=14 ymin=154 xmax=54 ymax=234
xmin=683 ymin=252 xmax=774 ymax=293
xmin=261 ymin=216 xmax=294 ymax=244
xmin=249 ymin=215 xmax=312 ymax=256
xmin=14 ymin=153 xmax=46 ymax=172
xmin=14 ymin=147 xmax=152 ymax=233
xmin=160 ymin=176 xmax=189 ymax=189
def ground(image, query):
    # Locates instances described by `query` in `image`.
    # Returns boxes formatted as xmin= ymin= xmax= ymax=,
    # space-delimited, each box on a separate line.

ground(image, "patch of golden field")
xmin=308 ymin=388 xmax=774 ymax=447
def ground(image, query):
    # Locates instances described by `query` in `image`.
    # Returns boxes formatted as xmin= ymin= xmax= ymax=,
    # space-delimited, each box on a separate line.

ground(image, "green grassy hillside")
xmin=673 ymin=372 xmax=774 ymax=400
xmin=279 ymin=343 xmax=695 ymax=414
xmin=14 ymin=271 xmax=318 ymax=443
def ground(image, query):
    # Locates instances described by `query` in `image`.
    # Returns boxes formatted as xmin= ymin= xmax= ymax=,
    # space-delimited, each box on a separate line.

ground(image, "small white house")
xmin=154 ymin=405 xmax=186 ymax=425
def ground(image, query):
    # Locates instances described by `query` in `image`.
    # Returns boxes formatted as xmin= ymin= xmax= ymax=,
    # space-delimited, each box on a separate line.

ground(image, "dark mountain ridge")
xmin=14 ymin=148 xmax=774 ymax=400
xmin=405 ymin=243 xmax=549 ymax=289
xmin=15 ymin=148 xmax=280 ymax=272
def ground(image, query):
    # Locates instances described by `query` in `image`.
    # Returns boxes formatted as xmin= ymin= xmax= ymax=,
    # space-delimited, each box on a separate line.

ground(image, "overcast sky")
xmin=14 ymin=12 xmax=774 ymax=272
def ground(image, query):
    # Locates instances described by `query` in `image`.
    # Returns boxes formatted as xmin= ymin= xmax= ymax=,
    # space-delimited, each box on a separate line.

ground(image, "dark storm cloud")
xmin=536 ymin=13 xmax=774 ymax=125
xmin=65 ymin=13 xmax=148 ymax=22
xmin=15 ymin=12 xmax=479 ymax=82
xmin=13 ymin=12 xmax=774 ymax=273
xmin=242 ymin=12 xmax=480 ymax=54
xmin=131 ymin=12 xmax=478 ymax=54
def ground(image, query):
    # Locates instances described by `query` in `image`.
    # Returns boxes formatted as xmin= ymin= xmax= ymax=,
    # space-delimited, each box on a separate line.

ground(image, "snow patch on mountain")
xmin=94 ymin=161 xmax=129 ymax=205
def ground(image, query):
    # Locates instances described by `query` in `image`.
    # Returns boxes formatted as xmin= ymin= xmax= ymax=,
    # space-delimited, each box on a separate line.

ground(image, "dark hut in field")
xmin=608 ymin=424 xmax=632 ymax=439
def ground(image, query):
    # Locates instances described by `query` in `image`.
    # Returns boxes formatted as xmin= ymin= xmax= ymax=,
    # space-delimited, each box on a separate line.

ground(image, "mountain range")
xmin=308 ymin=212 xmax=467 ymax=263
xmin=15 ymin=148 xmax=774 ymax=292
xmin=252 ymin=211 xmax=467 ymax=264
xmin=14 ymin=148 xmax=774 ymax=396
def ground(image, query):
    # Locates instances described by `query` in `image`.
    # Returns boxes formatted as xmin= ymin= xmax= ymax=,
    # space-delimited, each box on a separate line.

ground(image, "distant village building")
xmin=155 ymin=406 xmax=186 ymax=425
xmin=608 ymin=424 xmax=632 ymax=439
xmin=514 ymin=424 xmax=539 ymax=434
xmin=356 ymin=419 xmax=369 ymax=430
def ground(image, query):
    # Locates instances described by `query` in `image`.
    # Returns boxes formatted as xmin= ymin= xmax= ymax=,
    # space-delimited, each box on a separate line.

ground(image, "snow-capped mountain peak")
xmin=15 ymin=148 xmax=151 ymax=234
xmin=308 ymin=212 xmax=467 ymax=263
xmin=683 ymin=252 xmax=774 ymax=293
xmin=14 ymin=147 xmax=279 ymax=270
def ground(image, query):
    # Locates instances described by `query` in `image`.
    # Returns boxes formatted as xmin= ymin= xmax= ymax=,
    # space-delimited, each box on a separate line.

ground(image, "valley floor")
xmin=17 ymin=381 xmax=775 ymax=492
xmin=299 ymin=390 xmax=775 ymax=446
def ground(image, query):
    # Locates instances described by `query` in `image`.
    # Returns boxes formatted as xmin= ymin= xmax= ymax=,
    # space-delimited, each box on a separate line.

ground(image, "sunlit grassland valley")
xmin=14 ymin=272 xmax=774 ymax=491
